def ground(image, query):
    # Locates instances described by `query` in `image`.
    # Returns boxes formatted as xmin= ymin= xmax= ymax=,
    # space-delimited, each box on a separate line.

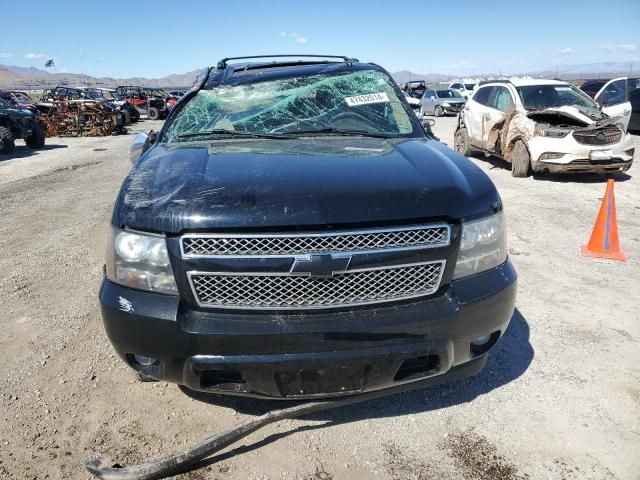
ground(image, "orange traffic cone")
xmin=581 ymin=179 xmax=627 ymax=261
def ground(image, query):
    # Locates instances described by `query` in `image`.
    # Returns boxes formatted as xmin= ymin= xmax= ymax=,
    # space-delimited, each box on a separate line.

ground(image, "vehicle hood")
xmin=527 ymin=105 xmax=614 ymax=127
xmin=0 ymin=107 xmax=33 ymax=119
xmin=113 ymin=137 xmax=500 ymax=234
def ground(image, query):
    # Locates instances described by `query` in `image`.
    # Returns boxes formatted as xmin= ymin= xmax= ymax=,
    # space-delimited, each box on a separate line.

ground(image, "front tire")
xmin=434 ymin=106 xmax=444 ymax=117
xmin=511 ymin=140 xmax=531 ymax=177
xmin=148 ymin=107 xmax=159 ymax=120
xmin=454 ymin=127 xmax=472 ymax=156
xmin=25 ymin=123 xmax=45 ymax=149
xmin=0 ymin=126 xmax=15 ymax=154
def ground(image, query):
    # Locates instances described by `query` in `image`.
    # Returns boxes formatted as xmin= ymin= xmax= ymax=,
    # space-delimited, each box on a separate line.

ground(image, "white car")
xmin=402 ymin=91 xmax=421 ymax=112
xmin=454 ymin=78 xmax=635 ymax=177
xmin=449 ymin=81 xmax=476 ymax=99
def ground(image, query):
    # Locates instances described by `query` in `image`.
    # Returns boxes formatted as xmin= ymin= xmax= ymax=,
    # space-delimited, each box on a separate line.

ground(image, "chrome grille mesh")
xmin=189 ymin=262 xmax=444 ymax=309
xmin=182 ymin=225 xmax=449 ymax=256
xmin=573 ymin=127 xmax=622 ymax=146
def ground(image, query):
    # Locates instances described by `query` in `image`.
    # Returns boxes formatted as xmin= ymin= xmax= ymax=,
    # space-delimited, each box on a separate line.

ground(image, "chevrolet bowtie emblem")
xmin=290 ymin=254 xmax=352 ymax=278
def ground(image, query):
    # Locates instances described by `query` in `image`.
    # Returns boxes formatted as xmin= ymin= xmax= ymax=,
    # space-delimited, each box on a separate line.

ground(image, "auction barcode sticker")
xmin=345 ymin=92 xmax=389 ymax=107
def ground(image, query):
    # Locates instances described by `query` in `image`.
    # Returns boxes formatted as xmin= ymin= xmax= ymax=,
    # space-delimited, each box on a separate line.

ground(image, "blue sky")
xmin=1 ymin=0 xmax=638 ymax=78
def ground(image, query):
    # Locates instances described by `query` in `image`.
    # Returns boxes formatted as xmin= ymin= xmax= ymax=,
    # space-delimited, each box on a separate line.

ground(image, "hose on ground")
xmin=86 ymin=380 xmax=428 ymax=479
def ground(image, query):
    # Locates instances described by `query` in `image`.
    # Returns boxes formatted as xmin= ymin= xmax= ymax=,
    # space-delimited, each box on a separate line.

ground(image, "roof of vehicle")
xmin=202 ymin=56 xmax=387 ymax=89
xmin=480 ymin=78 xmax=570 ymax=87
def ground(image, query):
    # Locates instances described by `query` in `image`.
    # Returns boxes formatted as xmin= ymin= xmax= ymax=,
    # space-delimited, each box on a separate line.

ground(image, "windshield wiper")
xmin=284 ymin=127 xmax=396 ymax=139
xmin=177 ymin=129 xmax=293 ymax=140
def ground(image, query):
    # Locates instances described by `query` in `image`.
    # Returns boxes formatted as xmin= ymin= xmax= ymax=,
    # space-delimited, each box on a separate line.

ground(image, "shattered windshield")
xmin=517 ymin=84 xmax=599 ymax=111
xmin=436 ymin=90 xmax=463 ymax=98
xmin=164 ymin=70 xmax=415 ymax=142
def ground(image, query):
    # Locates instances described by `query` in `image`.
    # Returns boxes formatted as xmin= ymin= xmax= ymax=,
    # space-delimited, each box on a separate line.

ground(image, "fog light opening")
xmin=470 ymin=331 xmax=501 ymax=356
xmin=133 ymin=354 xmax=157 ymax=366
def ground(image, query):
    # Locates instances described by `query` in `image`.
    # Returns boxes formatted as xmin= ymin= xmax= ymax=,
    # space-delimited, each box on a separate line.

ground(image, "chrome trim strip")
xmin=186 ymin=259 xmax=446 ymax=310
xmin=179 ymin=223 xmax=451 ymax=258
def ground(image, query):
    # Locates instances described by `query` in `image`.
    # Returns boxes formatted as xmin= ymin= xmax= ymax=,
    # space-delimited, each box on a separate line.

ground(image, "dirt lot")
xmin=1 ymin=118 xmax=639 ymax=480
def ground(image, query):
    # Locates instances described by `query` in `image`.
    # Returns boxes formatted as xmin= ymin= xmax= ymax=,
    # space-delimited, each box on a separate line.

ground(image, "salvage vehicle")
xmin=454 ymin=78 xmax=635 ymax=176
xmin=449 ymin=81 xmax=476 ymax=99
xmin=0 ymin=90 xmax=40 ymax=115
xmin=100 ymin=55 xmax=517 ymax=399
xmin=0 ymin=95 xmax=45 ymax=153
xmin=402 ymin=91 xmax=421 ymax=113
xmin=401 ymin=80 xmax=427 ymax=98
xmin=420 ymin=88 xmax=466 ymax=117
xmin=629 ymin=86 xmax=640 ymax=133
xmin=87 ymin=88 xmax=140 ymax=124
xmin=580 ymin=77 xmax=638 ymax=132
xmin=168 ymin=89 xmax=188 ymax=98
xmin=116 ymin=86 xmax=169 ymax=120
xmin=148 ymin=88 xmax=179 ymax=110
xmin=40 ymin=86 xmax=128 ymax=128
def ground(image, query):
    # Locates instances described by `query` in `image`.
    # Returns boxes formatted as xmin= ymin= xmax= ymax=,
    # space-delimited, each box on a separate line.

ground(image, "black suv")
xmin=0 ymin=94 xmax=45 ymax=153
xmin=100 ymin=55 xmax=517 ymax=399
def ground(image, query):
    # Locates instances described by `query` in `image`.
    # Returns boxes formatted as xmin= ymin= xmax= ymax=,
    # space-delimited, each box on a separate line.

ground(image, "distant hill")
xmin=391 ymin=61 xmax=640 ymax=86
xmin=3 ymin=65 xmax=52 ymax=77
xmin=0 ymin=64 xmax=199 ymax=89
xmin=1 ymin=61 xmax=638 ymax=90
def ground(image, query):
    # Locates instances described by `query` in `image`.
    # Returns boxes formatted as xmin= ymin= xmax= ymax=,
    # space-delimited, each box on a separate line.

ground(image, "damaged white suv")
xmin=454 ymin=78 xmax=635 ymax=176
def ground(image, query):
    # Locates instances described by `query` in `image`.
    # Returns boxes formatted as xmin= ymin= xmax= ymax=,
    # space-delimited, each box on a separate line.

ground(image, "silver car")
xmin=420 ymin=88 xmax=466 ymax=117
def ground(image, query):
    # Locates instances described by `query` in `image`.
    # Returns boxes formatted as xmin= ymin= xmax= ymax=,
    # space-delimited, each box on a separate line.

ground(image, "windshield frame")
xmin=162 ymin=68 xmax=425 ymax=143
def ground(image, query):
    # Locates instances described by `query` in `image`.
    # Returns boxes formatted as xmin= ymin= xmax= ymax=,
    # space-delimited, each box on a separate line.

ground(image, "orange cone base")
xmin=581 ymin=244 xmax=627 ymax=261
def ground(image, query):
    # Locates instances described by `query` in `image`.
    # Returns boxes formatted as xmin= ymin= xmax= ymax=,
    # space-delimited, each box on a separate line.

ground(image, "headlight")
xmin=541 ymin=127 xmax=570 ymax=138
xmin=106 ymin=227 xmax=178 ymax=294
xmin=453 ymin=212 xmax=507 ymax=279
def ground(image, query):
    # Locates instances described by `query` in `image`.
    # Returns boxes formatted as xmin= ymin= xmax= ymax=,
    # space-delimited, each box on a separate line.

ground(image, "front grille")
xmin=181 ymin=225 xmax=450 ymax=256
xmin=189 ymin=261 xmax=445 ymax=309
xmin=573 ymin=127 xmax=622 ymax=145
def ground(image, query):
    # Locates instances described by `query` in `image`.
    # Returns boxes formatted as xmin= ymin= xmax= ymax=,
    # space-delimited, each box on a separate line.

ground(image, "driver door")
xmin=596 ymin=78 xmax=631 ymax=131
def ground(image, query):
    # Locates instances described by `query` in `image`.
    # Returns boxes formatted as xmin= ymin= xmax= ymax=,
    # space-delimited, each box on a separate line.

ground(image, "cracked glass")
xmin=164 ymin=70 xmax=415 ymax=142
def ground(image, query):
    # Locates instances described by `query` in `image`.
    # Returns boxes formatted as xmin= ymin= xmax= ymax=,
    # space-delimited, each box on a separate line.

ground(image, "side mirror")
xmin=421 ymin=118 xmax=439 ymax=140
xmin=129 ymin=131 xmax=156 ymax=164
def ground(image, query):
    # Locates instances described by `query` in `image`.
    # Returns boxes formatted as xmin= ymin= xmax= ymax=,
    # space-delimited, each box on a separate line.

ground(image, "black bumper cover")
xmin=100 ymin=260 xmax=517 ymax=399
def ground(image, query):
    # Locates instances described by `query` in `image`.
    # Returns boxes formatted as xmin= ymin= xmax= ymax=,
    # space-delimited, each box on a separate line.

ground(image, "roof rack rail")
xmin=477 ymin=79 xmax=513 ymax=86
xmin=216 ymin=55 xmax=358 ymax=70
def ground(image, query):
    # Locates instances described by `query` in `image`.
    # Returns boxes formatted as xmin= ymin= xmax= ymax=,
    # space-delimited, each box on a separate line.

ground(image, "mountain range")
xmin=1 ymin=61 xmax=638 ymax=90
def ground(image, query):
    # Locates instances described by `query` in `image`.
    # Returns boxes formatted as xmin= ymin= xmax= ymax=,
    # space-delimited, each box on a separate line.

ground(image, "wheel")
xmin=434 ymin=106 xmax=443 ymax=117
xmin=25 ymin=123 xmax=45 ymax=149
xmin=122 ymin=109 xmax=131 ymax=124
xmin=454 ymin=127 xmax=472 ymax=156
xmin=0 ymin=126 xmax=15 ymax=154
xmin=511 ymin=140 xmax=531 ymax=177
xmin=148 ymin=107 xmax=159 ymax=120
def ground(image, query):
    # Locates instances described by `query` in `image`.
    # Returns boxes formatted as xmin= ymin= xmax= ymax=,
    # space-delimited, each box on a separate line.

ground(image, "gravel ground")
xmin=0 ymin=117 xmax=639 ymax=480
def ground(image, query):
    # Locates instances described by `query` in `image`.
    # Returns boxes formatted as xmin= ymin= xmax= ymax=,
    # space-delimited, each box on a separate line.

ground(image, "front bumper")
xmin=100 ymin=260 xmax=517 ymax=399
xmin=530 ymin=133 xmax=634 ymax=173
